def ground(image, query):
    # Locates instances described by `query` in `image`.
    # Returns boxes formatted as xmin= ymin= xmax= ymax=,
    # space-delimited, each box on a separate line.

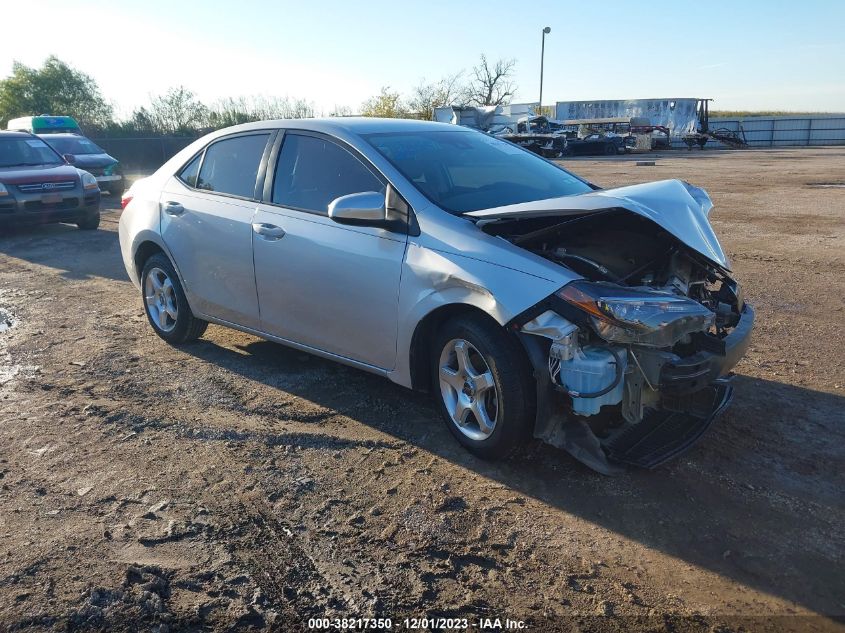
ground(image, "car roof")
xmin=158 ymin=117 xmax=480 ymax=183
xmin=36 ymin=133 xmax=87 ymax=139
xmin=217 ymin=117 xmax=463 ymax=137
xmin=0 ymin=130 xmax=35 ymax=139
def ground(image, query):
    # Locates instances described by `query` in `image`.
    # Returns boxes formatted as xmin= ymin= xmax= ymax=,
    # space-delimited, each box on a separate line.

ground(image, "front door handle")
xmin=252 ymin=223 xmax=286 ymax=240
xmin=162 ymin=201 xmax=184 ymax=216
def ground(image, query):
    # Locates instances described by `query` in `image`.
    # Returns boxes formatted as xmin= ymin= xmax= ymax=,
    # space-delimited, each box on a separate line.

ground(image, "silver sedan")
xmin=118 ymin=118 xmax=753 ymax=473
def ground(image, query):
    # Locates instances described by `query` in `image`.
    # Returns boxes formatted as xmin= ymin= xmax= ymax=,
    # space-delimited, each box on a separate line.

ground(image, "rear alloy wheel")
xmin=432 ymin=316 xmax=534 ymax=459
xmin=141 ymin=253 xmax=207 ymax=344
xmin=145 ymin=267 xmax=179 ymax=333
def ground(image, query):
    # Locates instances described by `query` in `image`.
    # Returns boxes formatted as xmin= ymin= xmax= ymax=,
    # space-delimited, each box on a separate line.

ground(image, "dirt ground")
xmin=0 ymin=148 xmax=843 ymax=632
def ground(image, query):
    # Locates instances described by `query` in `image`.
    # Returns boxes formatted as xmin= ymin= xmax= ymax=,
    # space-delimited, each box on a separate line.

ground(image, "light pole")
xmin=539 ymin=26 xmax=551 ymax=111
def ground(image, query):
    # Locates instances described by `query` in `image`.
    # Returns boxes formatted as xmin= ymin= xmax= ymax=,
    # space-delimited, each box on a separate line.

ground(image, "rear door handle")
xmin=162 ymin=201 xmax=184 ymax=216
xmin=252 ymin=223 xmax=286 ymax=240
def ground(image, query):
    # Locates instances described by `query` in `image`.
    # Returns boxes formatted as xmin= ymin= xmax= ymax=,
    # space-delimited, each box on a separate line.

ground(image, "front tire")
xmin=76 ymin=211 xmax=100 ymax=230
xmin=431 ymin=316 xmax=534 ymax=459
xmin=140 ymin=253 xmax=208 ymax=344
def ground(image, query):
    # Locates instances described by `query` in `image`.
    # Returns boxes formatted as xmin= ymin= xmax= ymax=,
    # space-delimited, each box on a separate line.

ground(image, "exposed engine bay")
xmin=486 ymin=208 xmax=745 ymax=335
xmin=482 ymin=207 xmax=753 ymax=473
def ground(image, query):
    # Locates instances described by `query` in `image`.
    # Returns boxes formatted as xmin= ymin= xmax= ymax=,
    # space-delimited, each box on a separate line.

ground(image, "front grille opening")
xmin=17 ymin=181 xmax=76 ymax=193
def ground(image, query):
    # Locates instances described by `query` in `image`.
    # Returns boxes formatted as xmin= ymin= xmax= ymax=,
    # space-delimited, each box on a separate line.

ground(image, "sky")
xmin=1 ymin=0 xmax=843 ymax=117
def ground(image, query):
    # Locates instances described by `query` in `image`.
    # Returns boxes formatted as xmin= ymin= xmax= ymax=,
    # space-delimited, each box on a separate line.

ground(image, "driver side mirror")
xmin=63 ymin=153 xmax=76 ymax=165
xmin=328 ymin=191 xmax=386 ymax=226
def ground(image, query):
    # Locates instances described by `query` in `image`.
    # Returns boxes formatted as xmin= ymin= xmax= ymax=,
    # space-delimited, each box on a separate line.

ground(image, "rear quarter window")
xmin=178 ymin=153 xmax=202 ymax=188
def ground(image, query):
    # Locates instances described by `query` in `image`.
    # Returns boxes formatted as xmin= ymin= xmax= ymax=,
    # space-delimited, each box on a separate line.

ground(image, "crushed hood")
xmin=70 ymin=153 xmax=118 ymax=170
xmin=466 ymin=179 xmax=729 ymax=270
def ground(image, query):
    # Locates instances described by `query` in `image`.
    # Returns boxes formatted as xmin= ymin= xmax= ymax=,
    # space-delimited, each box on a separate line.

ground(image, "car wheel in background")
xmin=76 ymin=211 xmax=101 ymax=230
xmin=140 ymin=253 xmax=208 ymax=344
xmin=431 ymin=315 xmax=534 ymax=459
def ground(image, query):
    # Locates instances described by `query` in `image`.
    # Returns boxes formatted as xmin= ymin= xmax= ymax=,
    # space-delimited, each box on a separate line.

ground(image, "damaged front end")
xmin=482 ymin=183 xmax=754 ymax=473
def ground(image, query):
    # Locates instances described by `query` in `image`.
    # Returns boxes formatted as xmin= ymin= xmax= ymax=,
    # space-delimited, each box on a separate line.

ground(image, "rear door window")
xmin=272 ymin=133 xmax=384 ymax=214
xmin=196 ymin=134 xmax=270 ymax=198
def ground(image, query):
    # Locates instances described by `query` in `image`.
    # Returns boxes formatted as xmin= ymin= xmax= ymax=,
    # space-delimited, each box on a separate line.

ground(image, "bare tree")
xmin=464 ymin=55 xmax=516 ymax=106
xmin=360 ymin=87 xmax=409 ymax=118
xmin=127 ymin=107 xmax=157 ymax=134
xmin=283 ymin=98 xmax=315 ymax=119
xmin=147 ymin=86 xmax=208 ymax=134
xmin=205 ymin=95 xmax=315 ymax=128
xmin=205 ymin=97 xmax=255 ymax=127
xmin=329 ymin=104 xmax=353 ymax=117
xmin=407 ymin=72 xmax=465 ymax=120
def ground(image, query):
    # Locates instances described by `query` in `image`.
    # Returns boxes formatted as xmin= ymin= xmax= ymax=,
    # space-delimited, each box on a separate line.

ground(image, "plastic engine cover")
xmin=558 ymin=346 xmax=627 ymax=416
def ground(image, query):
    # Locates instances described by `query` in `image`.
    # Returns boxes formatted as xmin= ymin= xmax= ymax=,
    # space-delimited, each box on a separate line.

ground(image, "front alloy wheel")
xmin=438 ymin=339 xmax=498 ymax=441
xmin=431 ymin=316 xmax=534 ymax=459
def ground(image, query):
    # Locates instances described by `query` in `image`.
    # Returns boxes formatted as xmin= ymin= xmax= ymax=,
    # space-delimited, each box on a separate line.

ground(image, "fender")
xmin=388 ymin=243 xmax=563 ymax=388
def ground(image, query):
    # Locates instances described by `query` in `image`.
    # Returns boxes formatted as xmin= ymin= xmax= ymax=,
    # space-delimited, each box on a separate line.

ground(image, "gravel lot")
xmin=0 ymin=148 xmax=843 ymax=632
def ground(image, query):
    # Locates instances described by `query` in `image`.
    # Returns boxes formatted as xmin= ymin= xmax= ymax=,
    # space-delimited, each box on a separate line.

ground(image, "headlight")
xmin=0 ymin=183 xmax=8 ymax=196
xmin=556 ymin=280 xmax=715 ymax=347
xmin=80 ymin=171 xmax=99 ymax=191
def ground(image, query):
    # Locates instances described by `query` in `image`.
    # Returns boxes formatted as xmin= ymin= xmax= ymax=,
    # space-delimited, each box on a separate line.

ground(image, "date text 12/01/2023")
xmin=307 ymin=617 xmax=528 ymax=630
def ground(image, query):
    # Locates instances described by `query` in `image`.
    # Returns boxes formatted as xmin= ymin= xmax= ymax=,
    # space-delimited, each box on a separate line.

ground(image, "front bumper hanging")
xmin=518 ymin=303 xmax=754 ymax=475
xmin=603 ymin=380 xmax=733 ymax=468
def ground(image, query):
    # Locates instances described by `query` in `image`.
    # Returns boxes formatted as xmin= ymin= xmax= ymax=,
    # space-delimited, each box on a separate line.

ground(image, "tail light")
xmin=120 ymin=192 xmax=133 ymax=209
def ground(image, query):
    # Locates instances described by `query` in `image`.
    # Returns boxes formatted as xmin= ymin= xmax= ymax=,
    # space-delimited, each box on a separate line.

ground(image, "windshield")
xmin=0 ymin=138 xmax=64 ymax=167
xmin=41 ymin=136 xmax=105 ymax=156
xmin=363 ymin=130 xmax=592 ymax=214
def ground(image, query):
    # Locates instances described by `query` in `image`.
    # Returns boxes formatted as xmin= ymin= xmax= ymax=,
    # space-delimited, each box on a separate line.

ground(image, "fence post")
xmin=807 ymin=118 xmax=813 ymax=146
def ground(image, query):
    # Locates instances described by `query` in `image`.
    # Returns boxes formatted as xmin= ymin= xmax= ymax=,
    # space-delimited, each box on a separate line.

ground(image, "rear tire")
xmin=76 ymin=211 xmax=100 ymax=230
xmin=140 ymin=253 xmax=208 ymax=344
xmin=431 ymin=315 xmax=535 ymax=459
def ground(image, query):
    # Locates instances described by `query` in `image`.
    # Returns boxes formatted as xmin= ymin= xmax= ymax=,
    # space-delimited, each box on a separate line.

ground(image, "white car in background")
xmin=118 ymin=118 xmax=753 ymax=474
